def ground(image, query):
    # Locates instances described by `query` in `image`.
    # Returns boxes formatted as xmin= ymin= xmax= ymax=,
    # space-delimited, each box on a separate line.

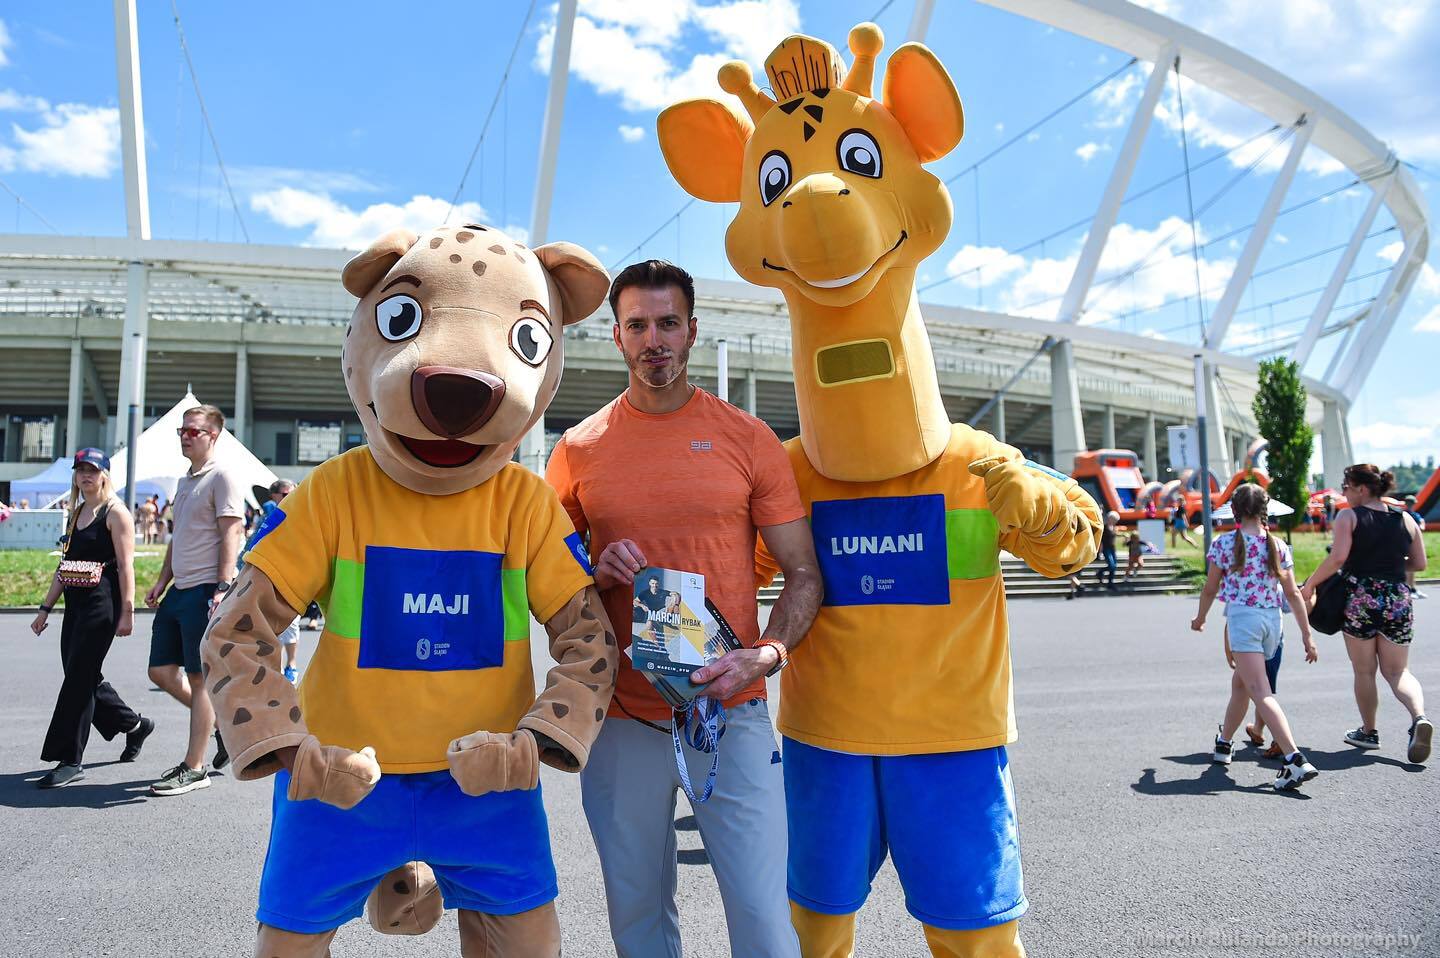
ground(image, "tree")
xmin=1253 ymin=358 xmax=1314 ymax=535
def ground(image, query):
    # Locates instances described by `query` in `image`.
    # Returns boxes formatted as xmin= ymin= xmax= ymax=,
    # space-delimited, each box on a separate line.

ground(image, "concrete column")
xmin=1202 ymin=365 xmax=1232 ymax=477
xmin=519 ymin=419 xmax=546 ymax=475
xmin=1102 ymin=405 xmax=1116 ymax=450
xmin=112 ymin=261 xmax=148 ymax=448
xmin=1322 ymin=399 xmax=1353 ymax=491
xmin=993 ymin=395 xmax=1007 ymax=445
xmin=716 ymin=339 xmax=729 ymax=403
xmin=745 ymin=369 xmax=757 ymax=417
xmin=1049 ymin=340 xmax=1086 ymax=473
xmin=67 ymin=339 xmax=84 ymax=455
xmin=233 ymin=346 xmax=250 ymax=447
xmin=1143 ymin=410 xmax=1158 ymax=479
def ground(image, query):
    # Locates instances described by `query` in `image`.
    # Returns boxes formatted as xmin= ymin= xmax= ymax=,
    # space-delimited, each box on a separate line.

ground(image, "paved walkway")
xmin=2 ymin=594 xmax=1434 ymax=956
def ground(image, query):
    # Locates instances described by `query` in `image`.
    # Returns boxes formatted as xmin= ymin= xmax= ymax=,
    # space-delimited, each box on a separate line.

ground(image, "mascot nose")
xmin=410 ymin=366 xmax=507 ymax=439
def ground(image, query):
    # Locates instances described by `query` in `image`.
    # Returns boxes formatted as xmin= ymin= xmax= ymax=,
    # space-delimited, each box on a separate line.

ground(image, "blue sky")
xmin=0 ymin=1 xmax=1435 ymax=468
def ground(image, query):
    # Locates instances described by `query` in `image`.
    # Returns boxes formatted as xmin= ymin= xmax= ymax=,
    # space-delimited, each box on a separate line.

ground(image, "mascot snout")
xmin=410 ymin=365 xmax=506 ymax=439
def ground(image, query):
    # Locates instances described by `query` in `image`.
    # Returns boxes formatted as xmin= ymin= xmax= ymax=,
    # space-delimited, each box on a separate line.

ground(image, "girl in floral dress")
xmin=1192 ymin=484 xmax=1319 ymax=790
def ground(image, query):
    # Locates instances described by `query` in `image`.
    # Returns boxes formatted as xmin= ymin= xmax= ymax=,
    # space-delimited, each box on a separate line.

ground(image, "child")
xmin=1191 ymin=484 xmax=1319 ymax=790
xmin=1123 ymin=529 xmax=1145 ymax=581
xmin=1224 ymin=625 xmax=1285 ymax=758
xmin=1097 ymin=510 xmax=1119 ymax=590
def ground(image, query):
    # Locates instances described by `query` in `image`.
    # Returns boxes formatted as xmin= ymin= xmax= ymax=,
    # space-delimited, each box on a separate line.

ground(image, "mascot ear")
xmin=341 ymin=229 xmax=419 ymax=297
xmin=535 ymin=242 xmax=611 ymax=326
xmin=657 ymin=99 xmax=753 ymax=203
xmin=882 ymin=43 xmax=964 ymax=163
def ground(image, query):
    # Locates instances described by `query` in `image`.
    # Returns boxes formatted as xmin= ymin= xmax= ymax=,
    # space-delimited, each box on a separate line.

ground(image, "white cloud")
xmin=618 ymin=124 xmax=645 ymax=142
xmin=1413 ymin=303 xmax=1440 ymax=332
xmin=0 ymin=20 xmax=11 ymax=68
xmin=249 ymin=188 xmax=491 ymax=250
xmin=1074 ymin=141 xmax=1109 ymax=163
xmin=0 ymin=89 xmax=48 ymax=112
xmin=1 ymin=101 xmax=119 ymax=178
xmin=537 ymin=0 xmax=801 ymax=112
xmin=1351 ymin=420 xmax=1438 ymax=453
xmin=944 ymin=244 xmax=1027 ymax=288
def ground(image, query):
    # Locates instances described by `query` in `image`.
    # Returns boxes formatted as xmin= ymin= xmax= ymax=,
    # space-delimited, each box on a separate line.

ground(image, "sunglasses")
xmin=176 ymin=427 xmax=214 ymax=439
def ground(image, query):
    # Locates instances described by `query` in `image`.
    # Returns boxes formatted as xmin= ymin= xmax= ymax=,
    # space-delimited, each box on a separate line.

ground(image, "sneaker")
xmin=1344 ymin=727 xmax=1381 ymax=750
xmin=283 ymin=665 xmax=298 ymax=685
xmin=120 ymin=716 xmax=155 ymax=762
xmin=1273 ymin=752 xmax=1319 ymax=790
xmin=212 ymin=730 xmax=230 ymax=771
xmin=150 ymin=764 xmax=210 ymax=796
xmin=38 ymin=764 xmax=84 ymax=789
xmin=1408 ymin=717 xmax=1433 ymax=764
xmin=1212 ymin=729 xmax=1233 ymax=765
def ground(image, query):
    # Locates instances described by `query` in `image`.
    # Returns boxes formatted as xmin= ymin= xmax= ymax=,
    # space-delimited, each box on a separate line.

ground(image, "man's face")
xmin=648 ymin=578 xmax=659 ymax=593
xmin=612 ymin=285 xmax=697 ymax=390
xmin=179 ymin=413 xmax=218 ymax=459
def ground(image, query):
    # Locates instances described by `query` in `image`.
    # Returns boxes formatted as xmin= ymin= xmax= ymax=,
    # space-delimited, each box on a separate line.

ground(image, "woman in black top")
xmin=29 ymin=448 xmax=154 ymax=788
xmin=1303 ymin=463 xmax=1430 ymax=764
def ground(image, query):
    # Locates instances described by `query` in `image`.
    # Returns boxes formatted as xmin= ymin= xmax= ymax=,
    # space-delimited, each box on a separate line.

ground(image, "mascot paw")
xmin=968 ymin=455 xmax=1056 ymax=535
xmin=287 ymin=735 xmax=381 ymax=809
xmin=447 ymin=729 xmax=539 ymax=797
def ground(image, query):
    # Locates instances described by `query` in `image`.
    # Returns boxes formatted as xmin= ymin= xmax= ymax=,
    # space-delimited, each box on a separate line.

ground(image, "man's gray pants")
xmin=580 ymin=698 xmax=800 ymax=958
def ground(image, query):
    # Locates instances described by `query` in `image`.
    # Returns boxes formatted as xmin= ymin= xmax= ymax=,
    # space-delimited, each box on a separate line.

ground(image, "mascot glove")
xmin=287 ymin=735 xmax=382 ymax=809
xmin=969 ymin=454 xmax=1067 ymax=537
xmin=447 ymin=729 xmax=540 ymax=797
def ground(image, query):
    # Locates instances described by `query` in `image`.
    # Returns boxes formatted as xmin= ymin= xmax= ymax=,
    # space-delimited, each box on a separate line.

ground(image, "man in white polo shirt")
xmin=145 ymin=404 xmax=246 ymax=796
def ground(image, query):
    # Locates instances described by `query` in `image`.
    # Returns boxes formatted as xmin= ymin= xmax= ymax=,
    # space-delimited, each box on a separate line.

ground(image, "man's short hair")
xmin=269 ymin=479 xmax=296 ymax=496
xmin=184 ymin=404 xmax=226 ymax=433
xmin=608 ymin=259 xmax=695 ymax=320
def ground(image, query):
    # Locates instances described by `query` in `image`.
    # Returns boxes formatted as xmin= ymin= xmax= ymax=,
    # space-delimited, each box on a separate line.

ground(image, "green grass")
xmin=0 ymin=545 xmax=166 ymax=608
xmin=1167 ymin=529 xmax=1440 ymax=589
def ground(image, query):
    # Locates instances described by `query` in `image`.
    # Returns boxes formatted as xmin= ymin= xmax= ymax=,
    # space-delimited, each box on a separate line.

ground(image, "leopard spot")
xmin=252 ymin=665 xmax=267 ymax=685
xmin=212 ymin=676 xmax=231 ymax=694
xmin=234 ymin=707 xmax=253 ymax=725
xmin=604 ymin=631 xmax=616 ymax=647
xmin=585 ymin=683 xmax=600 ymax=692
xmin=472 ymin=261 xmax=487 ymax=278
xmin=429 ymin=237 xmax=443 ymax=249
xmin=237 ymin=581 xmax=253 ymax=598
xmin=202 ymin=662 xmax=211 ymax=677
xmin=488 ymin=244 xmax=506 ymax=255
xmin=235 ymin=614 xmax=253 ymax=632
xmin=219 ymin=643 xmax=235 ymax=657
xmin=590 ymin=658 xmax=608 ymax=674
xmin=346 ymin=366 xmax=354 ymax=379
xmin=268 ymin=700 xmax=280 ymax=707
xmin=256 ymin=640 xmax=275 ymax=658
xmin=393 ymin=880 xmax=410 ymax=894
xmin=513 ymin=249 xmax=527 ymax=263
xmin=390 ymin=921 xmax=400 ymax=928
xmin=595 ymin=708 xmax=605 ymax=721
xmin=583 ymin=633 xmax=595 ymax=643
xmin=456 ymin=230 xmax=474 ymax=242
xmin=289 ymin=706 xmax=302 ymax=722
xmin=449 ymin=253 xmax=462 ymax=264
xmin=552 ymin=703 xmax=569 ymax=718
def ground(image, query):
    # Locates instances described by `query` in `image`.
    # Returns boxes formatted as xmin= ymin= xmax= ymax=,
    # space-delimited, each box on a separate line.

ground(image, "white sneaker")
xmin=1273 ymin=753 xmax=1318 ymax=790
xmin=1212 ymin=729 xmax=1234 ymax=765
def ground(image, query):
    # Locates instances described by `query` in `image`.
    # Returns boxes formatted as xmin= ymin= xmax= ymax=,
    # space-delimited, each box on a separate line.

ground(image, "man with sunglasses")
xmin=145 ymin=405 xmax=246 ymax=795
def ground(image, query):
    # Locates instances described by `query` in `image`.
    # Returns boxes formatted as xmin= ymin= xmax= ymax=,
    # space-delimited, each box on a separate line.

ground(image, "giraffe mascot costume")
xmin=201 ymin=225 xmax=618 ymax=956
xmin=657 ymin=25 xmax=1101 ymax=958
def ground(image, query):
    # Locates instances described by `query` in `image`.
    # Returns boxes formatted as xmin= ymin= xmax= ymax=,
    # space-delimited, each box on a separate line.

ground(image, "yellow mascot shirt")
xmin=759 ymin=424 xmax=1032 ymax=756
xmin=244 ymin=447 xmax=594 ymax=773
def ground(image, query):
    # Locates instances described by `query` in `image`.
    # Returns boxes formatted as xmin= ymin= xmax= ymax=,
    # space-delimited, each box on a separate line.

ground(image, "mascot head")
xmin=341 ymin=225 xmax=609 ymax=495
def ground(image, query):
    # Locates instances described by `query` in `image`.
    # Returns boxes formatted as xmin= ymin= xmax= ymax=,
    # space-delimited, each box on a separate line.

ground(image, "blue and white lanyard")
xmin=671 ymin=698 xmax=726 ymax=804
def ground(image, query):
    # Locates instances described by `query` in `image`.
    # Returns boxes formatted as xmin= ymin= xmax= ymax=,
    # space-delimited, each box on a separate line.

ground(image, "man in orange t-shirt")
xmin=546 ymin=260 xmax=821 ymax=958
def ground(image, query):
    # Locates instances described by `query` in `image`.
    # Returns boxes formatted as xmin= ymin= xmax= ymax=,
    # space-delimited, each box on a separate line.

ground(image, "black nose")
xmin=410 ymin=365 xmax=506 ymax=438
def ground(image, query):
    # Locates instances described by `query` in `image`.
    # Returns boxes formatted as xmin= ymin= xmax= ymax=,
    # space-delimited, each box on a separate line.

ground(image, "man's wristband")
xmin=756 ymin=638 xmax=788 ymax=677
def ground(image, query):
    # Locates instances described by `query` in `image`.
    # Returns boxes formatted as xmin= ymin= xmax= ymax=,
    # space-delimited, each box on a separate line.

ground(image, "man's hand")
xmin=447 ymin=730 xmax=540 ymax=797
xmin=145 ymin=582 xmax=165 ymax=609
xmin=691 ymin=645 xmax=780 ymax=700
xmin=286 ymin=735 xmax=381 ymax=809
xmin=1190 ymin=616 xmax=1206 ymax=633
xmin=594 ymin=539 xmax=646 ymax=592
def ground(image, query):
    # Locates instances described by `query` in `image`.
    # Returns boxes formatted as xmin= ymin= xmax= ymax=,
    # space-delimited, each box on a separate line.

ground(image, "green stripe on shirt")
xmin=321 ymin=558 xmax=529 ymax=642
xmin=945 ymin=509 xmax=1000 ymax=579
xmin=502 ymin=568 xmax=529 ymax=641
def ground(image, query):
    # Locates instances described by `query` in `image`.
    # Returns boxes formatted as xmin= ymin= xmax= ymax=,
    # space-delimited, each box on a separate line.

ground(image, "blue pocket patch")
xmin=811 ymin=495 xmax=949 ymax=606
xmin=358 ymin=546 xmax=504 ymax=671
xmin=564 ymin=531 xmax=593 ymax=576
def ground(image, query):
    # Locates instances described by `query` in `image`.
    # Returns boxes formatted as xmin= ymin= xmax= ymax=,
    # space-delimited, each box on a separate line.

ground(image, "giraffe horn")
xmin=718 ymin=61 xmax=775 ymax=123
xmin=840 ymin=23 xmax=884 ymax=97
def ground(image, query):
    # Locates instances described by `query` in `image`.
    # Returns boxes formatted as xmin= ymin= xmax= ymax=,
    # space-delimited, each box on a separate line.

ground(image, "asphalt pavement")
xmin=2 ymin=593 xmax=1435 ymax=957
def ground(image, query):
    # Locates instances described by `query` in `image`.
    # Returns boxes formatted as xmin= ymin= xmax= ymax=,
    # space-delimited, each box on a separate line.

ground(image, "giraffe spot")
xmin=393 ymin=880 xmax=410 ymax=894
xmin=219 ymin=643 xmax=235 ymax=657
xmin=252 ymin=665 xmax=267 ymax=685
xmin=803 ymin=121 xmax=816 ymax=141
xmin=595 ymin=708 xmax=605 ymax=722
xmin=268 ymin=700 xmax=280 ymax=707
xmin=488 ymin=244 xmax=506 ymax=255
xmin=778 ymin=97 xmax=803 ymax=114
xmin=813 ymin=87 xmax=830 ymax=99
xmin=289 ymin=706 xmax=302 ymax=722
xmin=472 ymin=261 xmax=487 ymax=277
xmin=256 ymin=640 xmax=275 ymax=658
xmin=552 ymin=702 xmax=569 ymax=718
xmin=235 ymin=614 xmax=253 ymax=632
xmin=456 ymin=231 xmax=474 ymax=242
xmin=212 ymin=676 xmax=231 ymax=694
xmin=234 ymin=707 xmax=253 ymax=725
xmin=429 ymin=237 xmax=443 ymax=249
xmin=590 ymin=658 xmax=608 ymax=674
xmin=804 ymin=104 xmax=824 ymax=122
xmin=449 ymin=253 xmax=462 ymax=264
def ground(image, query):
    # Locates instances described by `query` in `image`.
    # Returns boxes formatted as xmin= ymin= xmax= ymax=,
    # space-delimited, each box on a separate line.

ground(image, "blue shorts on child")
xmin=256 ymin=769 xmax=557 ymax=933
xmin=1226 ymin=603 xmax=1283 ymax=659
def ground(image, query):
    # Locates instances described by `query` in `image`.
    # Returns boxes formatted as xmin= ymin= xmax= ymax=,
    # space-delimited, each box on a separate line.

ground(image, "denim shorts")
xmin=148 ymin=583 xmax=217 ymax=674
xmin=1226 ymin=603 xmax=1283 ymax=659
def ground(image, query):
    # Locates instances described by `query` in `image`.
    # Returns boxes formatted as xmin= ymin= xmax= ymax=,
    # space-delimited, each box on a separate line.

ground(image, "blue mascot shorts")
xmin=257 ymin=769 xmax=557 ymax=933
xmin=784 ymin=738 xmax=1027 ymax=931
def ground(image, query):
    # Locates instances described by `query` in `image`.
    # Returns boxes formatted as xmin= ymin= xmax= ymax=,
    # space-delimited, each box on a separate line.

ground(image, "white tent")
xmin=1210 ymin=499 xmax=1295 ymax=521
xmin=9 ymin=458 xmax=73 ymax=509
xmin=111 ymin=392 xmax=278 ymax=508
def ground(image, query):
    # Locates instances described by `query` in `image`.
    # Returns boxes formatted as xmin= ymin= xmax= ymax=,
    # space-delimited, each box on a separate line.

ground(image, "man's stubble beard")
xmin=629 ymin=343 xmax=691 ymax=391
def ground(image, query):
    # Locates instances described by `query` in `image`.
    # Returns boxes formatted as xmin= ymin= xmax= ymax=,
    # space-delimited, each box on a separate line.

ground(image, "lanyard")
xmin=671 ymin=698 xmax=726 ymax=804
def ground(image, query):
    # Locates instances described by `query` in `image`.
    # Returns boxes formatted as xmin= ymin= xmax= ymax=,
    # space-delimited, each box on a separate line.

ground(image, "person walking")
xmin=29 ymin=448 xmax=154 ymax=787
xmin=144 ymin=405 xmax=247 ymax=795
xmin=546 ymin=260 xmax=823 ymax=958
xmin=1097 ymin=511 xmax=1119 ymax=590
xmin=1303 ymin=464 xmax=1431 ymax=764
xmin=1192 ymin=484 xmax=1319 ymax=790
xmin=1169 ymin=500 xmax=1197 ymax=549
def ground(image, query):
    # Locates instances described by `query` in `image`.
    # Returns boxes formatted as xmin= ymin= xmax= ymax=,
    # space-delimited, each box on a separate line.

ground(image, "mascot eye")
xmin=376 ymin=294 xmax=423 ymax=342
xmin=837 ymin=130 xmax=882 ymax=178
xmin=509 ymin=317 xmax=554 ymax=367
xmin=759 ymin=151 xmax=791 ymax=206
